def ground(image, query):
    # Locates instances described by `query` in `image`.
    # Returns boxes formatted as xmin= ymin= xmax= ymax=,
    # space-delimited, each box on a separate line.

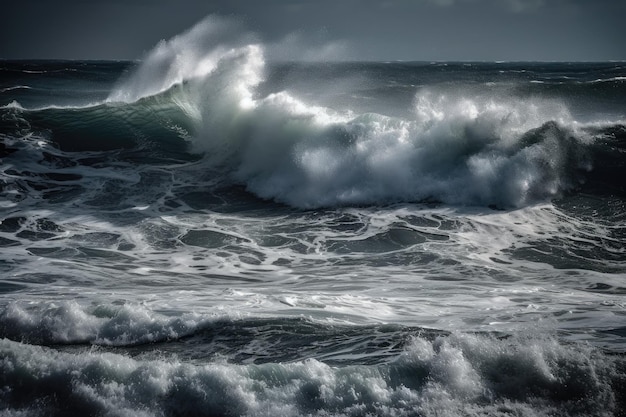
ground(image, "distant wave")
xmin=587 ymin=76 xmax=626 ymax=83
xmin=0 ymin=85 xmax=32 ymax=93
xmin=19 ymin=68 xmax=77 ymax=74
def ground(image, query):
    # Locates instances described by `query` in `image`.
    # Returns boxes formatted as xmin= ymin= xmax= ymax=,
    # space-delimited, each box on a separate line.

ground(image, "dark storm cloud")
xmin=1 ymin=0 xmax=624 ymax=61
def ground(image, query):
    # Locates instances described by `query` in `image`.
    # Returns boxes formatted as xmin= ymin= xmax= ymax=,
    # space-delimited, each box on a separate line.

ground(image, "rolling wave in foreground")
xmin=1 ymin=16 xmax=626 ymax=417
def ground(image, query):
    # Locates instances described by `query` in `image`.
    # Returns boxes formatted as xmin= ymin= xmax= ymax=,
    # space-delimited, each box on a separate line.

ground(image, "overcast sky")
xmin=2 ymin=0 xmax=624 ymax=61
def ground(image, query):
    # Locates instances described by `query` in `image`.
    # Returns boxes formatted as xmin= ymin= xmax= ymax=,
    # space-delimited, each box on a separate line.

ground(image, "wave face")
xmin=1 ymin=16 xmax=626 ymax=417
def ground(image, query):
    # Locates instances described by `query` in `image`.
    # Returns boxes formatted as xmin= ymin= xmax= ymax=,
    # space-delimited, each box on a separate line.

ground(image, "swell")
xmin=1 ymin=90 xmax=193 ymax=152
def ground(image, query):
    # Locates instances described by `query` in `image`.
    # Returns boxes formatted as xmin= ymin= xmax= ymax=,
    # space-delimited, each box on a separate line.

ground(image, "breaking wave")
xmin=1 ymin=329 xmax=624 ymax=417
xmin=3 ymin=16 xmax=624 ymax=209
xmin=1 ymin=299 xmax=624 ymax=416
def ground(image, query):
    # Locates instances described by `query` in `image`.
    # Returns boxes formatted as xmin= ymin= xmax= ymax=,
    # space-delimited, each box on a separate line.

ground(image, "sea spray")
xmin=107 ymin=16 xmax=258 ymax=104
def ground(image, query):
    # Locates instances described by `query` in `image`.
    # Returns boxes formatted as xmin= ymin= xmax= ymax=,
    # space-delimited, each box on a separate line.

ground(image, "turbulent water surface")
xmin=1 ymin=16 xmax=626 ymax=417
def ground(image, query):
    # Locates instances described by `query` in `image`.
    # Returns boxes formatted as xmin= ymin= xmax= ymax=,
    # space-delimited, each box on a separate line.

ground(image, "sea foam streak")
xmin=105 ymin=16 xmax=595 ymax=209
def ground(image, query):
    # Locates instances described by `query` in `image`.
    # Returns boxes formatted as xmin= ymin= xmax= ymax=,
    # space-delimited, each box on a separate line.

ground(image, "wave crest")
xmin=230 ymin=92 xmax=589 ymax=208
xmin=107 ymin=15 xmax=260 ymax=104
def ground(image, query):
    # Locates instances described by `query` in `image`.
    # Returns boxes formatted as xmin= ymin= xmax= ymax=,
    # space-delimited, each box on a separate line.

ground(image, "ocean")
xmin=1 ymin=17 xmax=625 ymax=417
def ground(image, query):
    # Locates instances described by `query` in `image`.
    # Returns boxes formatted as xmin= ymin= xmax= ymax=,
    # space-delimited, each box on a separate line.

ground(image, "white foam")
xmin=0 ymin=300 xmax=216 ymax=345
xmin=224 ymin=92 xmax=584 ymax=208
xmin=0 ymin=331 xmax=620 ymax=416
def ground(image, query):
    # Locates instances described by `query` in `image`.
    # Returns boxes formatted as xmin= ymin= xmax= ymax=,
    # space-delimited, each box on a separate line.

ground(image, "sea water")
xmin=1 ymin=16 xmax=625 ymax=417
